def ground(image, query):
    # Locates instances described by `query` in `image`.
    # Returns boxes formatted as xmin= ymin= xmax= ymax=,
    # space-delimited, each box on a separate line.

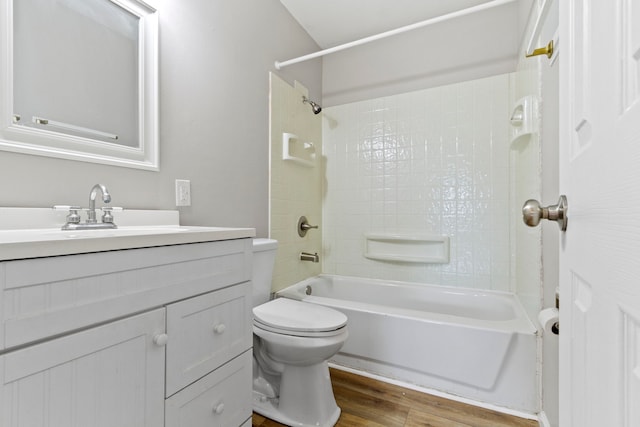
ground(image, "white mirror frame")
xmin=0 ymin=0 xmax=159 ymax=171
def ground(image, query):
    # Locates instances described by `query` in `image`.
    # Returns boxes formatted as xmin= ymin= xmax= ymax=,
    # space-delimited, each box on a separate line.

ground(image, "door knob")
xmin=522 ymin=195 xmax=568 ymax=231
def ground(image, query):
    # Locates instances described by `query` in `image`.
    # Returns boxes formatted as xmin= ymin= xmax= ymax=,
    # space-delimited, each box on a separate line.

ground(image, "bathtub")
xmin=276 ymin=275 xmax=538 ymax=413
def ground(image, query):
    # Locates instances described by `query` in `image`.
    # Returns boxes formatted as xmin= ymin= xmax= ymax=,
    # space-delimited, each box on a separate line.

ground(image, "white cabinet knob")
xmin=213 ymin=402 xmax=225 ymax=415
xmin=153 ymin=333 xmax=168 ymax=346
xmin=213 ymin=323 xmax=226 ymax=334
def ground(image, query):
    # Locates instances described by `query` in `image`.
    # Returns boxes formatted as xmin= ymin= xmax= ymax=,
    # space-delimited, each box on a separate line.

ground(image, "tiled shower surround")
xmin=270 ymin=74 xmax=322 ymax=291
xmin=322 ymin=74 xmax=514 ymax=291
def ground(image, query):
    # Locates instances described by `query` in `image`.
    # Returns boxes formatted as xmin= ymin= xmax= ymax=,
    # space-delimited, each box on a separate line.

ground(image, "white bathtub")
xmin=277 ymin=274 xmax=538 ymax=413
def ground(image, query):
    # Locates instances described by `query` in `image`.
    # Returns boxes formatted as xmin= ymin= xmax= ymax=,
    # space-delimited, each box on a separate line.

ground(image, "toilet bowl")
xmin=252 ymin=239 xmax=348 ymax=427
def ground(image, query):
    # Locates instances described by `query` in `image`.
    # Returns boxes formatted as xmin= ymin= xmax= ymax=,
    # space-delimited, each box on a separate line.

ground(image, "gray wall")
xmin=321 ymin=1 xmax=532 ymax=106
xmin=0 ymin=0 xmax=321 ymax=238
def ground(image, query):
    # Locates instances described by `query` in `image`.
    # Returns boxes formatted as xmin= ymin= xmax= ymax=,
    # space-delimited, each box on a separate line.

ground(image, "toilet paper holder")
xmin=539 ymin=307 xmax=559 ymax=335
xmin=539 ymin=290 xmax=560 ymax=335
xmin=552 ymin=289 xmax=559 ymax=335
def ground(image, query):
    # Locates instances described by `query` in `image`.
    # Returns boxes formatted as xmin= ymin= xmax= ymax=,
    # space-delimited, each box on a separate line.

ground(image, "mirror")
xmin=0 ymin=0 xmax=158 ymax=170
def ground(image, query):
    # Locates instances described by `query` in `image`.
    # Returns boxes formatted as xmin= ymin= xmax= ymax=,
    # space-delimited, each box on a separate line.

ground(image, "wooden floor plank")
xmin=332 ymin=382 xmax=410 ymax=427
xmin=405 ymin=408 xmax=474 ymax=427
xmin=252 ymin=412 xmax=286 ymax=427
xmin=330 ymin=412 xmax=389 ymax=427
xmin=252 ymin=367 xmax=538 ymax=427
xmin=329 ymin=369 xmax=537 ymax=427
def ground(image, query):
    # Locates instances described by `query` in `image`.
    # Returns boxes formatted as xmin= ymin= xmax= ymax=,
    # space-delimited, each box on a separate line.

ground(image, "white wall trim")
xmin=538 ymin=410 xmax=552 ymax=427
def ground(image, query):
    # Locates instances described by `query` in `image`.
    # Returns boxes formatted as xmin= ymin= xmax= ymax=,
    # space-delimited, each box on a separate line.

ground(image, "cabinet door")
xmin=165 ymin=350 xmax=252 ymax=427
xmin=165 ymin=282 xmax=252 ymax=396
xmin=0 ymin=309 xmax=166 ymax=427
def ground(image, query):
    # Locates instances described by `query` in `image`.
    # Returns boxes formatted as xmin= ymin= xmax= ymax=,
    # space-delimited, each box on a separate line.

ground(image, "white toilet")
xmin=252 ymin=238 xmax=348 ymax=427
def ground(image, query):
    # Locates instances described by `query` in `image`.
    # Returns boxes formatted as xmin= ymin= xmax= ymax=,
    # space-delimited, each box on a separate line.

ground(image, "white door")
xmin=559 ymin=0 xmax=640 ymax=426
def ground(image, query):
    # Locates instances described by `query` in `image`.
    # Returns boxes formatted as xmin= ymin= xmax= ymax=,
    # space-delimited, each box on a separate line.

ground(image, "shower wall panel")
xmin=322 ymin=74 xmax=514 ymax=292
xmin=269 ymin=74 xmax=323 ymax=292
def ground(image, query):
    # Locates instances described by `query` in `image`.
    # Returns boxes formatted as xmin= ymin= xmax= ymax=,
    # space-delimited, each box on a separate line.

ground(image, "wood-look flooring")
xmin=252 ymin=368 xmax=538 ymax=427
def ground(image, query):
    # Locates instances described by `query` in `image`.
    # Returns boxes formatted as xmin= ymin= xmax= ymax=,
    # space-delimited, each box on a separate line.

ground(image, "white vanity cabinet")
xmin=0 ymin=235 xmax=254 ymax=427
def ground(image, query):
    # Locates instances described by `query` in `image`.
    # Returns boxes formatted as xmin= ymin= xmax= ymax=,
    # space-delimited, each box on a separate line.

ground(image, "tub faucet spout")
xmin=300 ymin=252 xmax=319 ymax=263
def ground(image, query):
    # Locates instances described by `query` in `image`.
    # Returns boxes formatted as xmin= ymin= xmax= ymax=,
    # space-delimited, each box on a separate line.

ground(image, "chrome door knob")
xmin=522 ymin=195 xmax=568 ymax=231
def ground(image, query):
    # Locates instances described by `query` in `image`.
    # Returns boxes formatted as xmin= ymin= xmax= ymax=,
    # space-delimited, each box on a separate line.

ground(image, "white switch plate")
xmin=175 ymin=179 xmax=191 ymax=206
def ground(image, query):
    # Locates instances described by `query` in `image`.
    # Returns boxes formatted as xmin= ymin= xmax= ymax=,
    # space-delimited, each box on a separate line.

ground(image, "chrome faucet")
xmin=87 ymin=184 xmax=111 ymax=224
xmin=300 ymin=252 xmax=320 ymax=263
xmin=55 ymin=184 xmax=119 ymax=230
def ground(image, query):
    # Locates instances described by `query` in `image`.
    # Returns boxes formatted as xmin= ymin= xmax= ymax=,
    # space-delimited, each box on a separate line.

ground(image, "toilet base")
xmin=252 ymin=361 xmax=341 ymax=427
xmin=253 ymin=392 xmax=341 ymax=427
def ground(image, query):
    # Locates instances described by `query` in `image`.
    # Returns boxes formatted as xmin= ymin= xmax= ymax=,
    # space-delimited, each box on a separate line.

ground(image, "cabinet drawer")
xmin=0 ymin=239 xmax=251 ymax=351
xmin=165 ymin=350 xmax=252 ymax=427
xmin=165 ymin=282 xmax=252 ymax=396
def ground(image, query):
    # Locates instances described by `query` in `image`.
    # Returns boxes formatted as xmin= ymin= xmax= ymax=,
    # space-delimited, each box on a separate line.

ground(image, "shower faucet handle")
xmin=298 ymin=216 xmax=318 ymax=237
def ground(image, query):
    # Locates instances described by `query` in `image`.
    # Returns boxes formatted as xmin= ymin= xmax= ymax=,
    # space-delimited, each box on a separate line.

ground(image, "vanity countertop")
xmin=0 ymin=208 xmax=256 ymax=260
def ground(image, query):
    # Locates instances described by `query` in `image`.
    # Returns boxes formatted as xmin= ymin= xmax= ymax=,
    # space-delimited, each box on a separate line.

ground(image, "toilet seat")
xmin=253 ymin=298 xmax=347 ymax=337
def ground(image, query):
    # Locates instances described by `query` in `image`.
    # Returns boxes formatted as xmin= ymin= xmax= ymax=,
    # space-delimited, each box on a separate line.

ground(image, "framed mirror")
xmin=0 ymin=0 xmax=158 ymax=170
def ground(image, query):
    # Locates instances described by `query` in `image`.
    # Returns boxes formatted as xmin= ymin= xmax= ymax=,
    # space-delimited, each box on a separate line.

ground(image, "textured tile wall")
xmin=322 ymin=74 xmax=514 ymax=291
xmin=269 ymin=74 xmax=323 ymax=292
xmin=511 ymin=59 xmax=543 ymax=319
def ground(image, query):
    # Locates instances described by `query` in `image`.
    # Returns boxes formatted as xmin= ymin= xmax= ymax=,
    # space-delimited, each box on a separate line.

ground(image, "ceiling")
xmin=279 ymin=0 xmax=533 ymax=49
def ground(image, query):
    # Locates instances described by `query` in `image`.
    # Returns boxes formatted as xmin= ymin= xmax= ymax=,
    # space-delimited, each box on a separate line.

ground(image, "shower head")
xmin=302 ymin=96 xmax=322 ymax=115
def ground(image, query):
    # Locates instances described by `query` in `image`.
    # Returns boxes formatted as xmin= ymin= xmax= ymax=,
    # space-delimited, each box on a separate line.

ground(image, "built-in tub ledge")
xmin=364 ymin=233 xmax=450 ymax=263
xmin=0 ymin=207 xmax=255 ymax=260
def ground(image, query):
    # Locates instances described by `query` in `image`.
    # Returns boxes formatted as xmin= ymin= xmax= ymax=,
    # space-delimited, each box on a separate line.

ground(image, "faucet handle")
xmin=100 ymin=207 xmax=123 ymax=224
xmin=53 ymin=205 xmax=82 ymax=224
xmin=297 ymin=216 xmax=319 ymax=237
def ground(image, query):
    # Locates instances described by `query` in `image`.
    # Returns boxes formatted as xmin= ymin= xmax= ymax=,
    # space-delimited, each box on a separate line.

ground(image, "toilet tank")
xmin=252 ymin=238 xmax=278 ymax=307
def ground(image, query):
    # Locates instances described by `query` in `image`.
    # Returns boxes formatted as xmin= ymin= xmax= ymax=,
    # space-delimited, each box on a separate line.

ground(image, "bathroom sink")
xmin=0 ymin=208 xmax=255 ymax=260
xmin=40 ymin=225 xmax=191 ymax=238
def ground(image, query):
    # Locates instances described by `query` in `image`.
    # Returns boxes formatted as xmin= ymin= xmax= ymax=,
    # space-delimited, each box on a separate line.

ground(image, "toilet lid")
xmin=253 ymin=298 xmax=347 ymax=333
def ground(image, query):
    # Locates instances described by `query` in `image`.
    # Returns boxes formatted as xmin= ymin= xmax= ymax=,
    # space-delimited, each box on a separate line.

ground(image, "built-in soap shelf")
xmin=364 ymin=233 xmax=450 ymax=264
xmin=510 ymin=96 xmax=539 ymax=144
xmin=283 ymin=132 xmax=316 ymax=167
